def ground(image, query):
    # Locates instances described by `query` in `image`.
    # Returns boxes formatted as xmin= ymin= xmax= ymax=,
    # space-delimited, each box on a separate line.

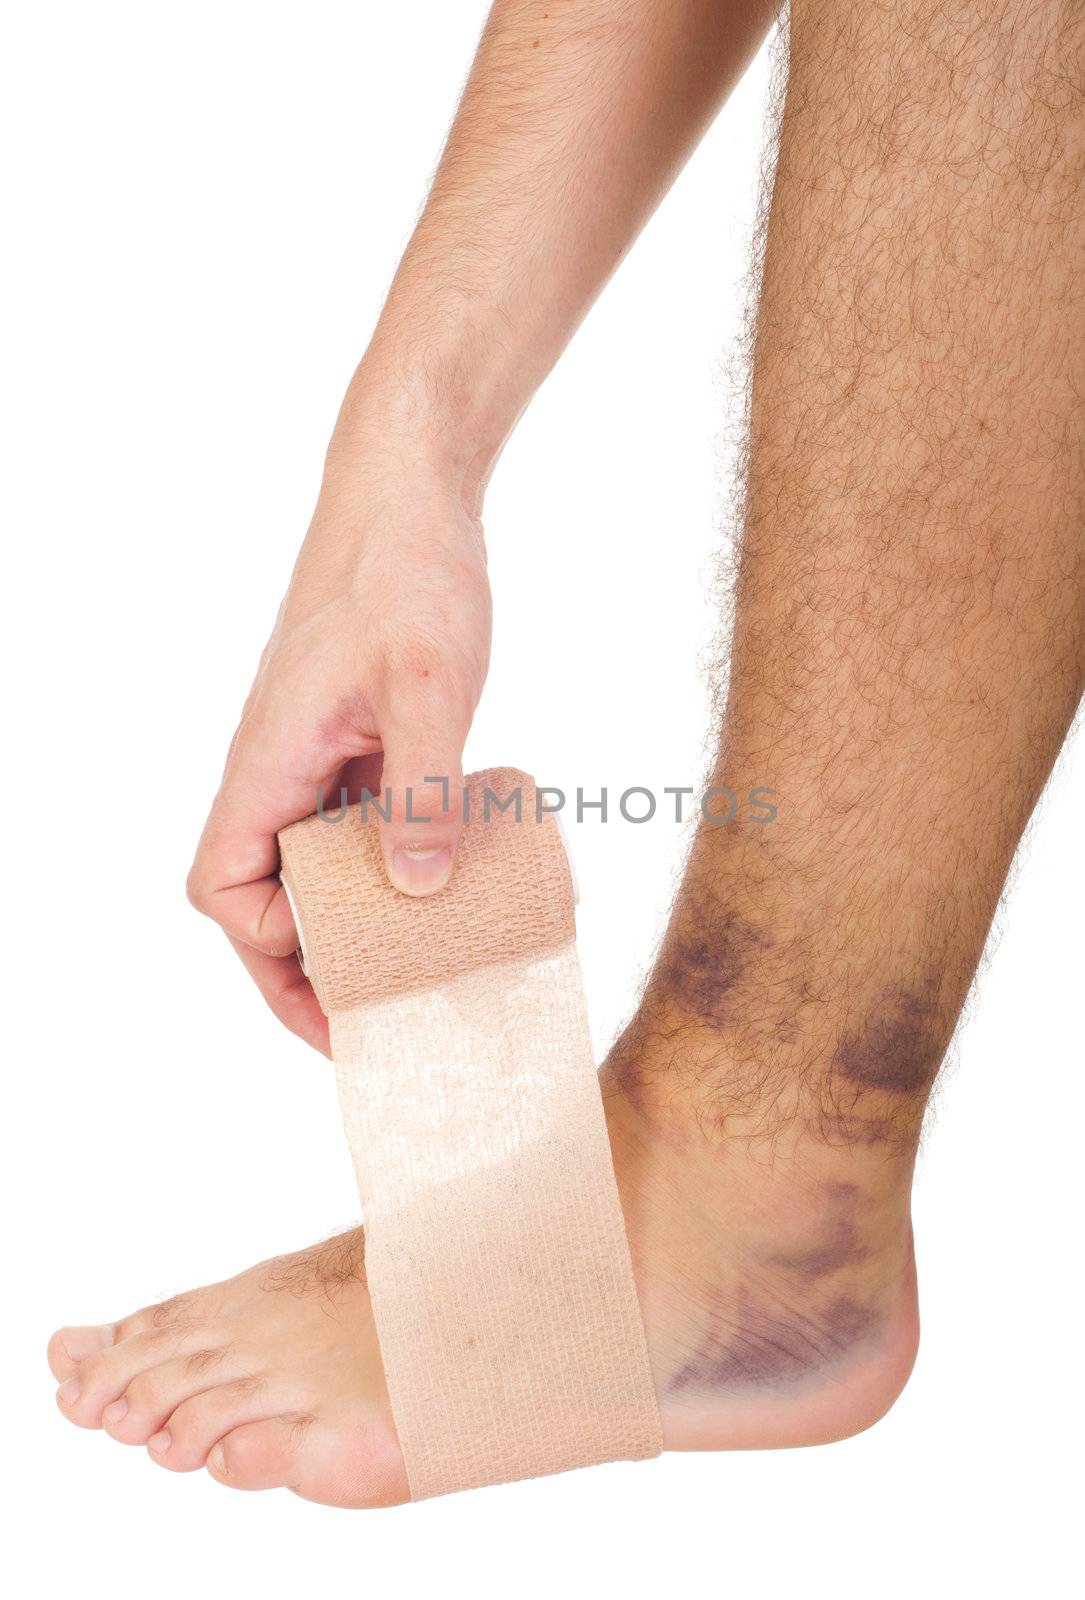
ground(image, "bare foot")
xmin=48 ymin=995 xmax=920 ymax=1506
xmin=48 ymin=1233 xmax=407 ymax=1507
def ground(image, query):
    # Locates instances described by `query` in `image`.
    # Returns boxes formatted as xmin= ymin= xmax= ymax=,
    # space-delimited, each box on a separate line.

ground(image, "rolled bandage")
xmin=279 ymin=768 xmax=662 ymax=1499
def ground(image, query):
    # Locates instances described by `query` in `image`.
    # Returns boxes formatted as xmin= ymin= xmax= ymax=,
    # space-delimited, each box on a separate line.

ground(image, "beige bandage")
xmin=278 ymin=768 xmax=661 ymax=1499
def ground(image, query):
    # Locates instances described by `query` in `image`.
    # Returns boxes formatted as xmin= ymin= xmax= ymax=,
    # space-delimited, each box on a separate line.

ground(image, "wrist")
xmin=329 ymin=322 xmax=519 ymax=518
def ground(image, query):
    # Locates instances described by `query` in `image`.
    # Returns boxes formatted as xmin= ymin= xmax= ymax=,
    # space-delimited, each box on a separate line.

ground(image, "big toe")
xmin=48 ymin=1324 xmax=115 ymax=1381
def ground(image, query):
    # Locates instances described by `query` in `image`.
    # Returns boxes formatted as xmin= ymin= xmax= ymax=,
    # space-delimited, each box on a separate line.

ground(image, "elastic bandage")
xmin=279 ymin=767 xmax=661 ymax=1498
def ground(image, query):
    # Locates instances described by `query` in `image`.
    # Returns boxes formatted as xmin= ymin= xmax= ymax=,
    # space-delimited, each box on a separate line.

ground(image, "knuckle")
xmin=184 ymin=1347 xmax=226 ymax=1379
xmin=227 ymin=1375 xmax=265 ymax=1403
xmin=249 ymin=925 xmax=295 ymax=960
xmin=384 ymin=786 xmax=454 ymax=824
xmin=125 ymin=1369 xmax=160 ymax=1410
xmin=114 ymin=1306 xmax=156 ymax=1340
xmin=150 ymin=1294 xmax=188 ymax=1329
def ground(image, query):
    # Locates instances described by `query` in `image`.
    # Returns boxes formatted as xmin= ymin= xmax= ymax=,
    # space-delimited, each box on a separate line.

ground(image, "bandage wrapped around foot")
xmin=279 ymin=768 xmax=661 ymax=1499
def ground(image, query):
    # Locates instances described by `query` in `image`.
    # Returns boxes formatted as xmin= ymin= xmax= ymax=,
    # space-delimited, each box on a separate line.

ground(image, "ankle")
xmin=603 ymin=1008 xmax=921 ymax=1447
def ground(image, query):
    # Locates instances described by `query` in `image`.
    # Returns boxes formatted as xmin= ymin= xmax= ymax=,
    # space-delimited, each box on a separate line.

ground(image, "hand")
xmin=187 ymin=423 xmax=492 ymax=1054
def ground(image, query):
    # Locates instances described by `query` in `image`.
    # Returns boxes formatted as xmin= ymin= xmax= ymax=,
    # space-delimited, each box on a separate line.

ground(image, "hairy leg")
xmin=610 ymin=0 xmax=1084 ymax=1426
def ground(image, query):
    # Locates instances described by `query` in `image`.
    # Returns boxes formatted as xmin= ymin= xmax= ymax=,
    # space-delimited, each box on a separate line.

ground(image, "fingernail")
xmin=148 ymin=1429 xmax=171 ymax=1455
xmin=208 ymin=1443 xmax=226 ymax=1474
xmin=103 ymin=1398 xmax=128 ymax=1425
xmin=389 ymin=846 xmax=452 ymax=896
xmin=58 ymin=1378 xmax=81 ymax=1405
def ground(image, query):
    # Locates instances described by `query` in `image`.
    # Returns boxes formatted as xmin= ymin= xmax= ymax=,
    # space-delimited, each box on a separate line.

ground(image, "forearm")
xmin=334 ymin=0 xmax=776 ymax=508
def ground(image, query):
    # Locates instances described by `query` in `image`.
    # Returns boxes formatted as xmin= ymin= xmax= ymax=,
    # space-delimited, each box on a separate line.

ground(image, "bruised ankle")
xmin=603 ymin=1029 xmax=920 ymax=1448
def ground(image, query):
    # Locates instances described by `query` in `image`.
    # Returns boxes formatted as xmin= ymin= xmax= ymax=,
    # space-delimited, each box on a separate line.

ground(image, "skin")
xmin=51 ymin=0 xmax=1084 ymax=1507
xmin=185 ymin=0 xmax=776 ymax=1054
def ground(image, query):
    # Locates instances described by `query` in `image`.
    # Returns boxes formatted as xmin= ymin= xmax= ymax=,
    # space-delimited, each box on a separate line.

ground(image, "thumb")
xmin=376 ymin=726 xmax=466 ymax=897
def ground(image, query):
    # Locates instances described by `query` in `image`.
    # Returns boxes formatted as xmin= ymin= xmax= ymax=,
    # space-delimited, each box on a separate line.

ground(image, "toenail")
xmin=208 ymin=1443 xmax=227 ymax=1475
xmin=58 ymin=1378 xmax=81 ymax=1405
xmin=148 ymin=1429 xmax=171 ymax=1455
xmin=103 ymin=1398 xmax=128 ymax=1425
xmin=60 ymin=1324 xmax=115 ymax=1362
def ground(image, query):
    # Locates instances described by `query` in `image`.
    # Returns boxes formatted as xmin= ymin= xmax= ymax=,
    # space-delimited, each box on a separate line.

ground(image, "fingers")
xmin=187 ymin=777 xmax=307 ymax=959
xmin=190 ymin=624 xmax=476 ymax=1064
xmin=187 ymin=728 xmax=358 ymax=1053
xmin=228 ymin=939 xmax=330 ymax=1057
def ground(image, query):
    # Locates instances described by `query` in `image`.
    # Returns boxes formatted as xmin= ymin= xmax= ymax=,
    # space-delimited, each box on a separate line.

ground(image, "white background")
xmin=4 ymin=3 xmax=1082 ymax=1595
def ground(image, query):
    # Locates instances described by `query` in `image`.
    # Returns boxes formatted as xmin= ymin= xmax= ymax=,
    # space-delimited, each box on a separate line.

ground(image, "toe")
xmin=112 ymin=1291 xmax=199 ymax=1343
xmin=48 ymin=1324 xmax=115 ymax=1381
xmin=149 ymin=1377 xmax=276 ymax=1473
xmin=206 ymin=1416 xmax=311 ymax=1492
xmin=103 ymin=1348 xmax=238 ymax=1445
xmin=211 ymin=1414 xmax=409 ymax=1508
xmin=56 ymin=1323 xmax=208 ymax=1430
